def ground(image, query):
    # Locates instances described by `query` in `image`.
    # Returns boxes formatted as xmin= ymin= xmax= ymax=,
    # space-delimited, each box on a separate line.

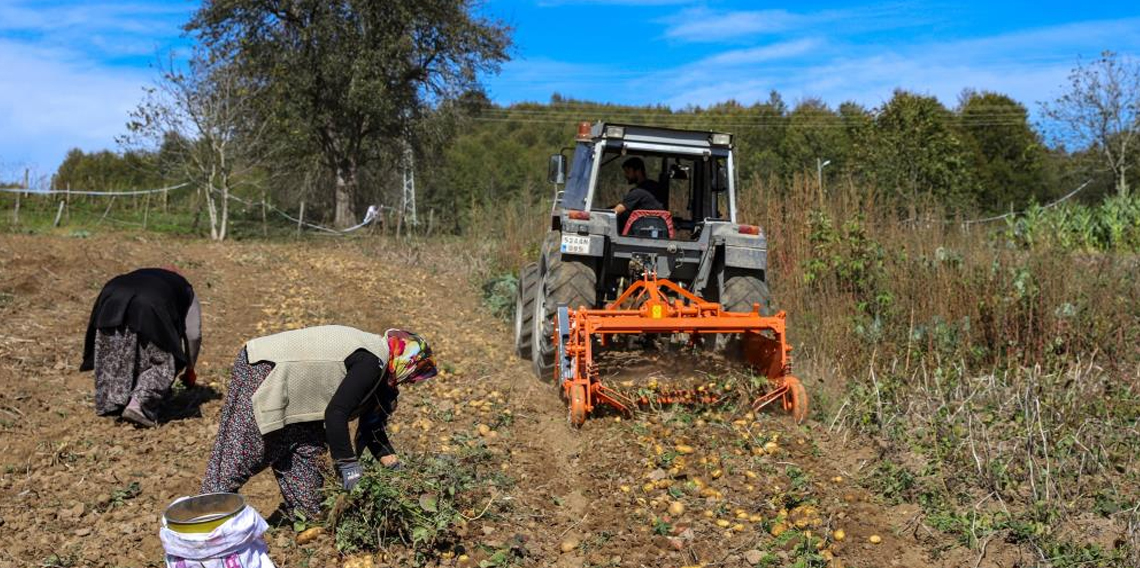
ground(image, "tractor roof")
xmin=581 ymin=121 xmax=733 ymax=152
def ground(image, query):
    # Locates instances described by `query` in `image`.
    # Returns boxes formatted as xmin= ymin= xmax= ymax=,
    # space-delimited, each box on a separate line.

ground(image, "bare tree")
xmin=121 ymin=49 xmax=266 ymax=240
xmin=1043 ymin=51 xmax=1140 ymax=197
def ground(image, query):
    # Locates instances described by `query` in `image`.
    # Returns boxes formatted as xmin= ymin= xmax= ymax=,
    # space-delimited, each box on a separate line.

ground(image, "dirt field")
xmin=0 ymin=233 xmax=1010 ymax=568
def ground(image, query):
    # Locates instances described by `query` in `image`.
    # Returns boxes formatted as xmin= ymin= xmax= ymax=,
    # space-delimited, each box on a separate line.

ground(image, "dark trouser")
xmin=93 ymin=328 xmax=175 ymax=420
xmin=200 ymin=348 xmax=328 ymax=518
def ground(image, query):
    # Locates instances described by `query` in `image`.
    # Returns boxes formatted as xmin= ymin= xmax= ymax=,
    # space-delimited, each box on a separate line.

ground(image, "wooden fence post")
xmin=143 ymin=193 xmax=151 ymax=230
xmin=261 ymin=193 xmax=268 ymax=237
xmin=65 ymin=183 xmax=71 ymax=223
xmin=12 ymin=190 xmax=19 ymax=224
xmin=53 ymin=201 xmax=65 ymax=227
xmin=297 ymin=200 xmax=305 ymax=237
xmin=97 ymin=196 xmax=116 ymax=226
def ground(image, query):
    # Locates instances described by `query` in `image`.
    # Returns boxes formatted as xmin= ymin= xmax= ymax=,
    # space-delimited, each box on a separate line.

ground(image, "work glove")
xmin=337 ymin=460 xmax=364 ymax=491
xmin=181 ymin=367 xmax=198 ymax=387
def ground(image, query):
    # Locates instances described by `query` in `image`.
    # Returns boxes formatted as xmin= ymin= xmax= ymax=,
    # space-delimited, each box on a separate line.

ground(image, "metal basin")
xmin=164 ymin=493 xmax=246 ymax=534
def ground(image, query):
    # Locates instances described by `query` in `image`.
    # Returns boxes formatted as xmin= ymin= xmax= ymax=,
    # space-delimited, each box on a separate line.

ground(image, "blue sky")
xmin=1 ymin=0 xmax=1138 ymax=182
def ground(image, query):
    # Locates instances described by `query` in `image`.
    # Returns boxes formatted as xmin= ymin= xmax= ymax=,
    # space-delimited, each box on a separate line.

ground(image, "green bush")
xmin=481 ymin=272 xmax=518 ymax=321
xmin=1003 ymin=195 xmax=1140 ymax=251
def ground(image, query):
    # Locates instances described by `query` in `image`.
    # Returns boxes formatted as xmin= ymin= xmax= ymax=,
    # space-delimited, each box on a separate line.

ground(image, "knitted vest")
xmin=246 ymin=325 xmax=389 ymax=434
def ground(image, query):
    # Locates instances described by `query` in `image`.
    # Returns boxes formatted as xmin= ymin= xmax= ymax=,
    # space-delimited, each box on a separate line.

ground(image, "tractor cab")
xmin=552 ymin=122 xmax=736 ymax=242
xmin=544 ymin=122 xmax=765 ymax=302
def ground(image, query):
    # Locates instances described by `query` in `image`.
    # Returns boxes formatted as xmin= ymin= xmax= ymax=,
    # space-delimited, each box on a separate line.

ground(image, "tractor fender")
xmin=723 ymin=244 xmax=767 ymax=271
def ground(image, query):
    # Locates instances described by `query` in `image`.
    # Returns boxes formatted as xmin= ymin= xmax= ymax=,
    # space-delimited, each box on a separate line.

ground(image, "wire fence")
xmin=0 ymin=182 xmax=191 ymax=197
xmin=1 ymin=176 xmax=1103 ymax=237
xmin=1 ymin=180 xmax=406 ymax=236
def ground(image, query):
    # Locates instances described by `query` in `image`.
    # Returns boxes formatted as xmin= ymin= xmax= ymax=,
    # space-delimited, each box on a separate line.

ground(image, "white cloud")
xmin=660 ymin=4 xmax=929 ymax=43
xmin=488 ymin=56 xmax=648 ymax=103
xmin=0 ymin=38 xmax=151 ymax=171
xmin=0 ymin=1 xmax=191 ymax=171
xmin=663 ymin=8 xmax=808 ymax=42
xmin=698 ymin=38 xmax=822 ymax=67
xmin=651 ymin=17 xmax=1140 ymax=111
xmin=0 ymin=0 xmax=192 ymax=58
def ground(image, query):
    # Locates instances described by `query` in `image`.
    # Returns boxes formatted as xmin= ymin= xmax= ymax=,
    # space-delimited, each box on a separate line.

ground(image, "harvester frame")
xmin=553 ymin=272 xmax=807 ymax=426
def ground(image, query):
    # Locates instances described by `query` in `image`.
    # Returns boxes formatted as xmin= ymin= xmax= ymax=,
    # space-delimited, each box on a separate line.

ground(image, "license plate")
xmin=560 ymin=234 xmax=591 ymax=255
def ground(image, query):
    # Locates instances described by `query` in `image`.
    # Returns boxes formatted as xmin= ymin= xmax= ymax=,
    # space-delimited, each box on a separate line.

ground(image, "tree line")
xmin=45 ymin=1 xmax=1139 ymax=239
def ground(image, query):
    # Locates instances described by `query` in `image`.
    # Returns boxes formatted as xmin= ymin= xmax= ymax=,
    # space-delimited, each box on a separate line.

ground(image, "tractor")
xmin=513 ymin=121 xmax=806 ymax=426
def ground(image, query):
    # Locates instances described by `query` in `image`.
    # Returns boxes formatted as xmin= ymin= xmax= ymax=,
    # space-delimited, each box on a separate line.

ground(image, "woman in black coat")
xmin=81 ymin=267 xmax=201 ymax=427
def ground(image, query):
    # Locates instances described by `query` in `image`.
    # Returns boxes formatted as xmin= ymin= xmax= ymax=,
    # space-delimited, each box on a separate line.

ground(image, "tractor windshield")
xmin=559 ymin=142 xmax=594 ymax=211
xmin=594 ymin=149 xmax=729 ymax=238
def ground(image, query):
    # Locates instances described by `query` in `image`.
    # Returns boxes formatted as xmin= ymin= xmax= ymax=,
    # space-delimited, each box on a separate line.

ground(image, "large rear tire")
xmin=514 ymin=263 xmax=539 ymax=359
xmin=532 ymin=234 xmax=596 ymax=382
xmin=721 ymin=268 xmax=773 ymax=315
xmin=716 ymin=268 xmax=774 ymax=352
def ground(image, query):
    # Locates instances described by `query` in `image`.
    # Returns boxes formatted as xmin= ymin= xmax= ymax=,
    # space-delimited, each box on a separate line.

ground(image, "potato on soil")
xmin=296 ymin=526 xmax=324 ymax=544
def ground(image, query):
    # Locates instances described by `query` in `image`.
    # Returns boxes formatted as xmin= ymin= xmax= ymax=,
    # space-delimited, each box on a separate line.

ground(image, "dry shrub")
xmin=463 ymin=190 xmax=548 ymax=275
xmin=734 ymin=175 xmax=1139 ymax=564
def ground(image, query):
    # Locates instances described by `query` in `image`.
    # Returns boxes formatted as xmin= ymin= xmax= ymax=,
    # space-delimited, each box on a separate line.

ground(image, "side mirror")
xmin=713 ymin=165 xmax=729 ymax=192
xmin=548 ymin=154 xmax=567 ymax=185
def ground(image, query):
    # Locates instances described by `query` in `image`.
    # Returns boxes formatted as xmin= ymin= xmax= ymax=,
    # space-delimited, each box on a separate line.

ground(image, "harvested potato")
xmin=296 ymin=526 xmax=324 ymax=545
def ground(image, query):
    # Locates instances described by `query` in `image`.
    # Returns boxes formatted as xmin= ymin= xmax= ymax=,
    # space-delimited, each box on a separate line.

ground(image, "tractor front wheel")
xmin=514 ymin=263 xmax=539 ymax=359
xmin=532 ymin=234 xmax=596 ymax=381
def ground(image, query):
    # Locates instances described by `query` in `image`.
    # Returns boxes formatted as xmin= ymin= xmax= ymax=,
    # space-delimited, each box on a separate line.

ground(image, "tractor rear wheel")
xmin=721 ymin=268 xmax=773 ymax=315
xmin=532 ymin=234 xmax=596 ymax=382
xmin=716 ymin=268 xmax=773 ymax=351
xmin=514 ymin=263 xmax=539 ymax=359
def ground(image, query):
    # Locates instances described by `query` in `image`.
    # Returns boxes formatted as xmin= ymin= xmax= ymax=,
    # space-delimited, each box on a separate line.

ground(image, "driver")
xmin=613 ymin=157 xmax=663 ymax=230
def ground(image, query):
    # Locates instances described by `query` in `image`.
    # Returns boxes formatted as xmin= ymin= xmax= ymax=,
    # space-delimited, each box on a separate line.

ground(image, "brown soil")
xmin=0 ymin=233 xmax=977 ymax=568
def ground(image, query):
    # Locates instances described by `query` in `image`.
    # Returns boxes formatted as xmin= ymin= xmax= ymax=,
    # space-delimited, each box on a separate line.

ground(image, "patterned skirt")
xmin=93 ymin=328 xmax=175 ymax=420
xmin=200 ymin=348 xmax=329 ymax=518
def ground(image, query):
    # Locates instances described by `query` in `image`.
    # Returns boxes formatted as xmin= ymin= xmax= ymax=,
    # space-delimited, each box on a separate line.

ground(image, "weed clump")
xmin=326 ymin=449 xmax=498 ymax=560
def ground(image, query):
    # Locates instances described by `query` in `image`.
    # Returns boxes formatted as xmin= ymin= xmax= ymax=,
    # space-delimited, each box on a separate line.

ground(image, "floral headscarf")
xmin=385 ymin=329 xmax=437 ymax=386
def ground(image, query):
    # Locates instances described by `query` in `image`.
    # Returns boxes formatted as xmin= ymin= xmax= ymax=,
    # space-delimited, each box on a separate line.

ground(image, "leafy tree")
xmin=865 ymin=90 xmax=976 ymax=210
xmin=957 ymin=91 xmax=1048 ymax=212
xmin=187 ymin=0 xmax=511 ymax=227
xmin=780 ymin=98 xmax=852 ymax=188
xmin=52 ymin=148 xmax=161 ymax=191
xmin=839 ymin=101 xmax=875 ymax=183
xmin=1042 ymin=51 xmax=1140 ymax=197
xmin=731 ymin=92 xmax=788 ymax=180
